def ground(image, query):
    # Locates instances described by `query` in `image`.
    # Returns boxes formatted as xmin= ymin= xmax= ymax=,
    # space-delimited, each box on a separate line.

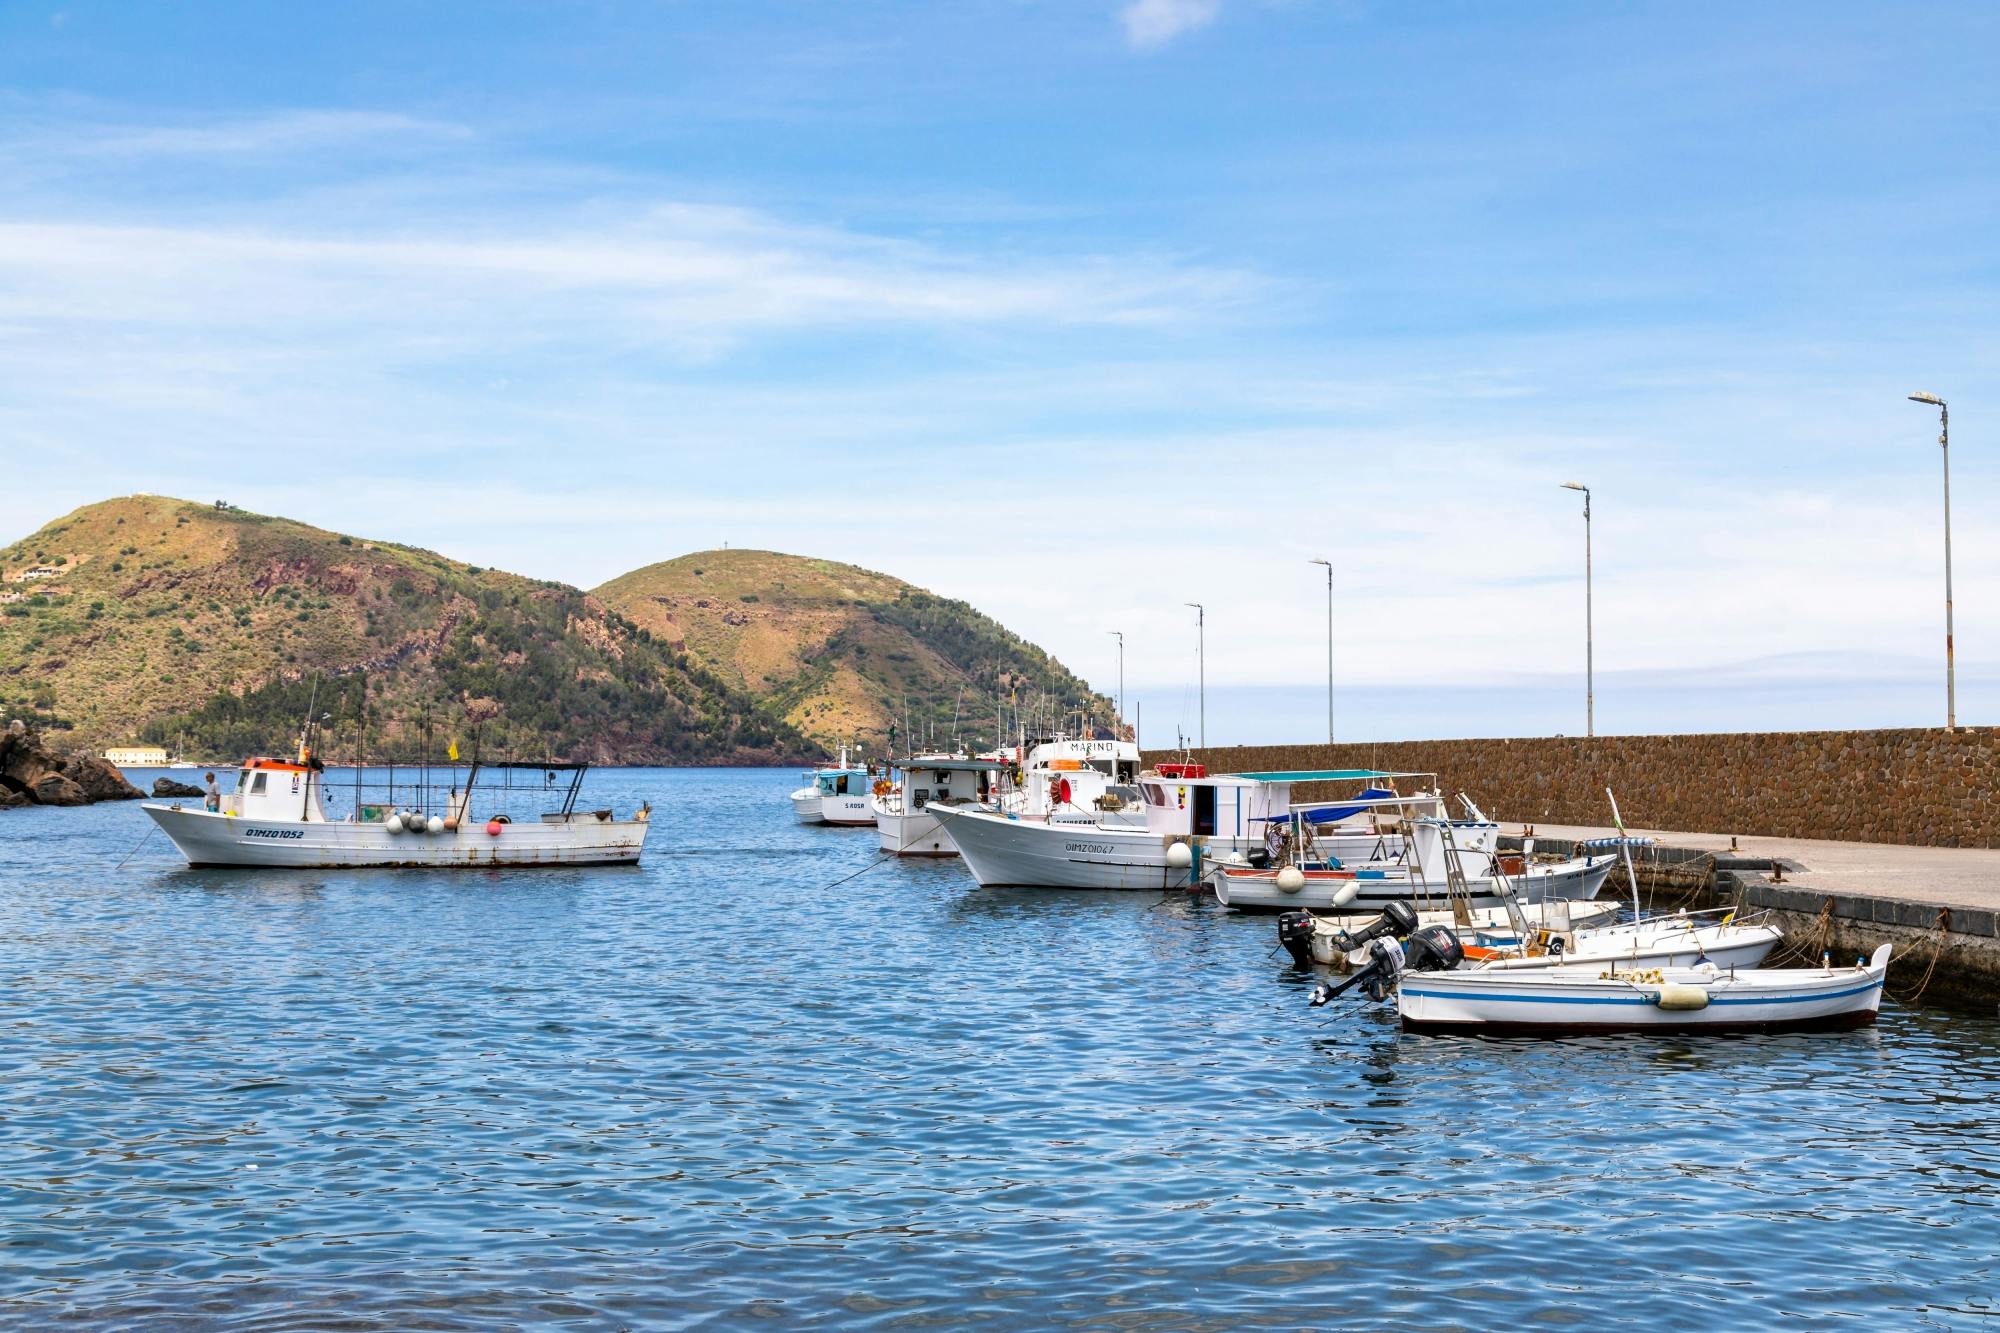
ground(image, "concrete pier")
xmin=1525 ymin=824 xmax=2000 ymax=1014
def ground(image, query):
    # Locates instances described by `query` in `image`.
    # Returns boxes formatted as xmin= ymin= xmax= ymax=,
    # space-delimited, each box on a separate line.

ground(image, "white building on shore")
xmin=104 ymin=745 xmax=169 ymax=767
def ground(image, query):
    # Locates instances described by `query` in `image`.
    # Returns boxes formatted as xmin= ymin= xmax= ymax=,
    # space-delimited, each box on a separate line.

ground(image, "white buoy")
xmin=385 ymin=813 xmax=404 ymax=834
xmin=1165 ymin=842 xmax=1193 ymax=869
xmin=1276 ymin=865 xmax=1307 ymax=894
xmin=1330 ymin=880 xmax=1360 ymax=908
xmin=426 ymin=815 xmax=445 ymax=835
xmin=1225 ymin=851 xmax=1247 ymax=866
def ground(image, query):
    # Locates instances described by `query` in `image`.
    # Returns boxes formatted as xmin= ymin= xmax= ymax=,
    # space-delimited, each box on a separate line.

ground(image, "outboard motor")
xmin=1325 ymin=900 xmax=1419 ymax=956
xmin=1310 ymin=915 xmax=1465 ymax=1007
xmin=1403 ymin=923 xmax=1465 ymax=974
xmin=1245 ymin=847 xmax=1272 ymax=869
xmin=1277 ymin=910 xmax=1318 ymax=968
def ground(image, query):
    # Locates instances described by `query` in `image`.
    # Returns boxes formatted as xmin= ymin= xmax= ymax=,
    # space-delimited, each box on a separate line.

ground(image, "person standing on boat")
xmin=203 ymin=772 xmax=221 ymax=812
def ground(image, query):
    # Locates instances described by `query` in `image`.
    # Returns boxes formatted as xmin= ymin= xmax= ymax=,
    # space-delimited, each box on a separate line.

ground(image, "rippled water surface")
xmin=4 ymin=767 xmax=1999 ymax=1329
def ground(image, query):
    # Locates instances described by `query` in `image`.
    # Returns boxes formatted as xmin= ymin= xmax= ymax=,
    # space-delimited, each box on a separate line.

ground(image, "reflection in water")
xmin=2 ymin=766 xmax=1998 ymax=1328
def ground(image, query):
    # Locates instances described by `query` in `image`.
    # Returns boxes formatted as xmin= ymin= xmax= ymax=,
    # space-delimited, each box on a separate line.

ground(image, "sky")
xmin=3 ymin=1 xmax=1997 ymax=745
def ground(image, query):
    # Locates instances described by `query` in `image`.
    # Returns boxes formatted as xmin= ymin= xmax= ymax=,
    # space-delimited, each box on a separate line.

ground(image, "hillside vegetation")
xmin=0 ymin=497 xmax=808 ymax=764
xmin=593 ymin=549 xmax=1114 ymax=753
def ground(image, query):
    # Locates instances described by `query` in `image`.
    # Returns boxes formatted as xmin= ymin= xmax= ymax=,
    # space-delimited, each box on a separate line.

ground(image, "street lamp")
xmin=1308 ymin=558 xmax=1334 ymax=744
xmin=1909 ymin=392 xmax=1955 ymax=731
xmin=1185 ymin=602 xmax=1205 ymax=749
xmin=1106 ymin=630 xmax=1125 ymax=739
xmin=1560 ymin=481 xmax=1593 ymax=738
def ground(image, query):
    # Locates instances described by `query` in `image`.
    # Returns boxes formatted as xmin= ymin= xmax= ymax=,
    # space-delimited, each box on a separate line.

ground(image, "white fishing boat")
xmin=790 ymin=748 xmax=874 ymax=826
xmin=142 ymin=742 xmax=648 ymax=869
xmin=871 ymin=753 xmax=1015 ymax=856
xmin=1305 ymin=903 xmax=1889 ymax=1036
xmin=1210 ymin=799 xmax=1612 ymax=912
xmin=1465 ymin=911 xmax=1783 ymax=973
xmin=1278 ymin=899 xmax=1623 ymax=967
xmin=1395 ymin=946 xmax=1893 ymax=1035
xmin=930 ymin=766 xmax=1417 ymax=890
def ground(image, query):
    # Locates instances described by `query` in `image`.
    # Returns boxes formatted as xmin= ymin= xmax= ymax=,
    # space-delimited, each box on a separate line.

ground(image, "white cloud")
xmin=1120 ymin=0 xmax=1221 ymax=50
xmin=71 ymin=110 xmax=473 ymax=156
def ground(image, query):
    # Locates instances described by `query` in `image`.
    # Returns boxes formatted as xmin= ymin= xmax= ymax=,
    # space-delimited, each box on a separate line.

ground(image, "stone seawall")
xmin=1152 ymin=727 xmax=2000 ymax=848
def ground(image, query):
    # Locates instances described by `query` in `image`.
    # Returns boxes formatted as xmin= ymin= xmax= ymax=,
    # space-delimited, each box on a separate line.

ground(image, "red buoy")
xmin=485 ymin=819 xmax=503 ymax=837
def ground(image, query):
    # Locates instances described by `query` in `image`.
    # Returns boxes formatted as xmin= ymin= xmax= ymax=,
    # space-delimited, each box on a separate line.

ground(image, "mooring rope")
xmin=1764 ymin=896 xmax=1838 ymax=969
xmin=1887 ymin=908 xmax=1953 ymax=1006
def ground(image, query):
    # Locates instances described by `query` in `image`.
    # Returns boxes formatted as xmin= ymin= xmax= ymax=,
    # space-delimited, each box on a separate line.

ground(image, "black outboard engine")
xmin=1277 ymin=910 xmax=1318 ymax=968
xmin=1403 ymin=923 xmax=1465 ymax=973
xmin=1245 ymin=847 xmax=1272 ymax=869
xmin=1325 ymin=900 xmax=1419 ymax=956
xmin=1310 ymin=912 xmax=1464 ymax=1007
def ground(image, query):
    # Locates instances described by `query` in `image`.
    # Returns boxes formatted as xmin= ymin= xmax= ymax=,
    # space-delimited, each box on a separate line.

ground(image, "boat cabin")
xmin=890 ymin=755 xmax=1011 ymax=809
xmin=226 ymin=756 xmax=331 ymax=822
xmin=1139 ymin=768 xmax=1437 ymax=840
xmin=806 ymin=766 xmax=869 ymax=799
xmin=1018 ymin=736 xmax=1142 ymax=815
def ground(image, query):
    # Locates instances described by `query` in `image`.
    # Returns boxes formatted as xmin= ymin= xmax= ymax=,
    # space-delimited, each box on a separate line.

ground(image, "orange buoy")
xmin=485 ymin=819 xmax=503 ymax=837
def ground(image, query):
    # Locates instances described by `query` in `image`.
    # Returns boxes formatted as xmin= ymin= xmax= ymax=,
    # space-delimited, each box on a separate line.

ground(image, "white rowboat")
xmin=1396 ymin=944 xmax=1892 ymax=1035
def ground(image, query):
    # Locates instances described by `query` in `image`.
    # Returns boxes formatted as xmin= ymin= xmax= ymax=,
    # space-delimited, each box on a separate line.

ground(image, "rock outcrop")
xmin=153 ymin=777 xmax=205 ymax=798
xmin=0 ymin=719 xmax=146 ymax=810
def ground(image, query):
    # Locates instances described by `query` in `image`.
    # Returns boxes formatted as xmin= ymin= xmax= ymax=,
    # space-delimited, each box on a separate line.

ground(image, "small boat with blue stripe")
xmin=1397 ymin=944 xmax=1892 ymax=1036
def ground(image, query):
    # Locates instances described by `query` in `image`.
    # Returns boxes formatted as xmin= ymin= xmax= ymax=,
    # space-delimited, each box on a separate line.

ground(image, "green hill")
xmin=592 ymin=549 xmax=1115 ymax=753
xmin=0 ymin=496 xmax=809 ymax=764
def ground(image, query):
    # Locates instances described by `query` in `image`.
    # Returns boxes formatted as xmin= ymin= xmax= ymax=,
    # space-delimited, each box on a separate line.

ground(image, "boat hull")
xmin=1397 ymin=952 xmax=1889 ymax=1036
xmin=143 ymin=803 xmax=647 ymax=868
xmin=873 ymin=803 xmax=959 ymax=857
xmin=1215 ymin=856 xmax=1613 ymax=913
xmin=791 ymin=789 xmax=871 ymax=826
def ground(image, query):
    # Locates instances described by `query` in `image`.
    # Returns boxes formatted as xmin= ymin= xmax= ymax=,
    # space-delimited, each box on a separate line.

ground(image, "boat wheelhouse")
xmin=871 ymin=754 xmax=1015 ymax=856
xmin=790 ymin=748 xmax=874 ymax=826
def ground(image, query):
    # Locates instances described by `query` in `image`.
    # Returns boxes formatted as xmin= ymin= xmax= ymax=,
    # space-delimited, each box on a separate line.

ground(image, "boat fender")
xmin=386 ymin=813 xmax=404 ymax=834
xmin=1165 ymin=842 xmax=1193 ymax=869
xmin=1275 ymin=865 xmax=1306 ymax=894
xmin=1652 ymin=984 xmax=1710 ymax=1011
xmin=1328 ymin=880 xmax=1359 ymax=909
xmin=485 ymin=819 xmax=504 ymax=837
xmin=427 ymin=815 xmax=445 ymax=835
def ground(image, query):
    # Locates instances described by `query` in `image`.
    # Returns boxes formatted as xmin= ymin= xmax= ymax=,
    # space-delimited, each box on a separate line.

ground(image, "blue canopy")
xmin=1253 ymin=786 xmax=1398 ymax=823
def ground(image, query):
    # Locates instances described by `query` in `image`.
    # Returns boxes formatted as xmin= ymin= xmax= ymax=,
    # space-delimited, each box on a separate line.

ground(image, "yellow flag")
xmin=448 ymin=738 xmax=460 ymax=761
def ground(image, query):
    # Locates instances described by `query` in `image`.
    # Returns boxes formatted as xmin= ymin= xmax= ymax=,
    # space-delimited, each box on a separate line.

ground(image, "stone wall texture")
xmin=1151 ymin=727 xmax=2000 ymax=848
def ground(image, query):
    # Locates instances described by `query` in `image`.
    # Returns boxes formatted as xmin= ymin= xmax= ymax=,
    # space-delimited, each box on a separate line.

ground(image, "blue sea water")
xmin=2 ymin=766 xmax=1997 ymax=1330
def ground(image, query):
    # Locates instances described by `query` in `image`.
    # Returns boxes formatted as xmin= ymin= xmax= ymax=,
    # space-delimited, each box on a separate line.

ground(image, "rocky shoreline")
xmin=0 ymin=720 xmax=146 ymax=809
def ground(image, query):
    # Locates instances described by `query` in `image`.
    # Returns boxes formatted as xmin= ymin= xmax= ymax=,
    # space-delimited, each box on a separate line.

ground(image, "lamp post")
xmin=1909 ymin=392 xmax=1955 ymax=731
xmin=1185 ymin=602 xmax=1205 ymax=749
xmin=1308 ymin=557 xmax=1334 ymax=744
xmin=1560 ymin=481 xmax=1593 ymax=738
xmin=1107 ymin=630 xmax=1125 ymax=739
